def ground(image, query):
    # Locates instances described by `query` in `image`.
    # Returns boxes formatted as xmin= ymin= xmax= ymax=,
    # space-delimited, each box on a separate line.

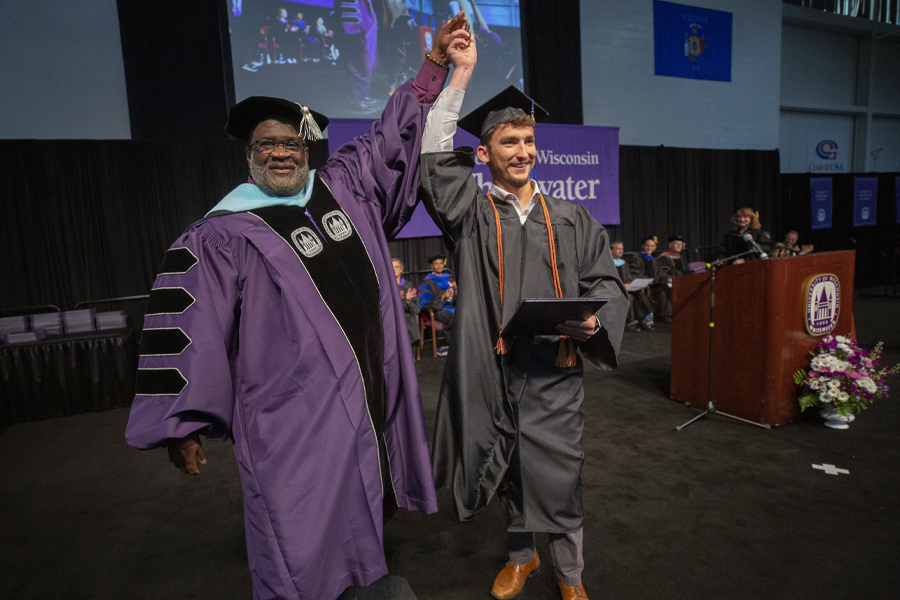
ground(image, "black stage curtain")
xmin=1 ymin=140 xmax=780 ymax=313
xmin=0 ymin=330 xmax=137 ymax=426
xmin=781 ymin=173 xmax=900 ymax=288
xmin=1 ymin=140 xmax=247 ymax=311
xmin=117 ymin=0 xmax=234 ymax=140
xmin=610 ymin=145 xmax=782 ymax=259
xmin=521 ymin=0 xmax=582 ymax=125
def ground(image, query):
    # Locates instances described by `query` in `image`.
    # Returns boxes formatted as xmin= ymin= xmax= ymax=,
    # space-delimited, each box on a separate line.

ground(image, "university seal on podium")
xmin=805 ymin=274 xmax=840 ymax=336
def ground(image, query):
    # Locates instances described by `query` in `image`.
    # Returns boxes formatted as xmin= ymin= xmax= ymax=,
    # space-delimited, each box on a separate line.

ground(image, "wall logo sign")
xmin=815 ymin=140 xmax=839 ymax=160
xmin=805 ymin=274 xmax=840 ymax=336
xmin=808 ymin=132 xmax=847 ymax=173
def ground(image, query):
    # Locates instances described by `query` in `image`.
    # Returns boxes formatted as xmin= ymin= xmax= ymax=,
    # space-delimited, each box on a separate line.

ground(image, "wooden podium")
xmin=670 ymin=251 xmax=856 ymax=427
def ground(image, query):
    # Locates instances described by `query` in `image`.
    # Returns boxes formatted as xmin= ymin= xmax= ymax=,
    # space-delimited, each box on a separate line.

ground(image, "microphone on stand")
xmin=742 ymin=233 xmax=768 ymax=259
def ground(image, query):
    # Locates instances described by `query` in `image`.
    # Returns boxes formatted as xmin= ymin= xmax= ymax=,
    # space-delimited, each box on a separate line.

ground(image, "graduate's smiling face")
xmin=247 ymin=118 xmax=310 ymax=197
xmin=641 ymin=239 xmax=657 ymax=254
xmin=477 ymin=124 xmax=536 ymax=193
xmin=431 ymin=259 xmax=445 ymax=274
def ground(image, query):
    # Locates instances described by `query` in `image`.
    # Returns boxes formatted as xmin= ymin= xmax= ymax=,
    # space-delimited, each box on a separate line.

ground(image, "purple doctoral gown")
xmin=126 ymin=63 xmax=446 ymax=600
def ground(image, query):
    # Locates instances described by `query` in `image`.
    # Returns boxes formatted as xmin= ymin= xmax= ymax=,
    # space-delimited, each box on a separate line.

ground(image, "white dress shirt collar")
xmin=489 ymin=182 xmax=542 ymax=225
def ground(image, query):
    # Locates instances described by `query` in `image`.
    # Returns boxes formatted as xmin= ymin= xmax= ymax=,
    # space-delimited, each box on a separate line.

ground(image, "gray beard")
xmin=249 ymin=161 xmax=310 ymax=196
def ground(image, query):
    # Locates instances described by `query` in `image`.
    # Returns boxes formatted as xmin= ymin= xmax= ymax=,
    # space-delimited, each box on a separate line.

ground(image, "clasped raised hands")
xmin=431 ymin=11 xmax=476 ymax=71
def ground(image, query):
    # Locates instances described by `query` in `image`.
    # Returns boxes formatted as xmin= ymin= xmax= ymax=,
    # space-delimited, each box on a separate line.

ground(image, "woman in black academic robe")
xmin=718 ymin=207 xmax=774 ymax=264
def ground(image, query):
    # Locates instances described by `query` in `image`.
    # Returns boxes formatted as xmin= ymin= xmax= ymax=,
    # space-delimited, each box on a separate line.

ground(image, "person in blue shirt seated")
xmin=418 ymin=254 xmax=456 ymax=348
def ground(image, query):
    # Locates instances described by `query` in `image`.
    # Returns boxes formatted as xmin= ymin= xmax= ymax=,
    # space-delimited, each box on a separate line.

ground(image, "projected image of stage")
xmin=227 ymin=0 xmax=523 ymax=118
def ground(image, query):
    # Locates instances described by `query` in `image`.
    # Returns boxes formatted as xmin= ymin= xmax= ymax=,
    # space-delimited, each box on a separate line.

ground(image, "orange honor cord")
xmin=487 ymin=192 xmax=508 ymax=355
xmin=539 ymin=193 xmax=577 ymax=367
xmin=488 ymin=191 xmax=576 ymax=366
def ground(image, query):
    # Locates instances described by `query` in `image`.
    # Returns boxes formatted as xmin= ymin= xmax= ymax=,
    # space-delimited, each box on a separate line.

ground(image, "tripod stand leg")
xmin=674 ymin=409 xmax=708 ymax=431
xmin=675 ymin=404 xmax=771 ymax=431
xmin=710 ymin=409 xmax=771 ymax=430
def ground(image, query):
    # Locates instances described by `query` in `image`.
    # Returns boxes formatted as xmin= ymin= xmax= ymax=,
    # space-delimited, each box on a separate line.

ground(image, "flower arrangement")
xmin=794 ymin=334 xmax=899 ymax=417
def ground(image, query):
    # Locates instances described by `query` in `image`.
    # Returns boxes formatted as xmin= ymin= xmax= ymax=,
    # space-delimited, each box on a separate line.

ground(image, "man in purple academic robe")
xmin=125 ymin=15 xmax=473 ymax=600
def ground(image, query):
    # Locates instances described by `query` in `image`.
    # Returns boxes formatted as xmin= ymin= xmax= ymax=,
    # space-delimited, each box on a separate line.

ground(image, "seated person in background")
xmin=653 ymin=234 xmax=691 ymax=323
xmin=419 ymin=254 xmax=456 ymax=345
xmin=625 ymin=235 xmax=664 ymax=330
xmin=772 ymin=230 xmax=814 ymax=257
xmin=393 ymin=258 xmax=421 ymax=350
xmin=718 ymin=207 xmax=774 ymax=265
xmin=611 ymin=240 xmax=653 ymax=332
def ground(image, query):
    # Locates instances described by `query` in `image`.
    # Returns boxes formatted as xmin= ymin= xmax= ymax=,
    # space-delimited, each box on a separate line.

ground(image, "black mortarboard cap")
xmin=226 ymin=96 xmax=329 ymax=143
xmin=457 ymin=86 xmax=549 ymax=141
xmin=668 ymin=234 xmax=685 ymax=243
xmin=427 ymin=254 xmax=447 ymax=264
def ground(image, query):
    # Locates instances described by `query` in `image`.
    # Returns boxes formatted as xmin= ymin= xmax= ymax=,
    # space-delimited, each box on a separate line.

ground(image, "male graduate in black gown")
xmin=418 ymin=35 xmax=629 ymax=600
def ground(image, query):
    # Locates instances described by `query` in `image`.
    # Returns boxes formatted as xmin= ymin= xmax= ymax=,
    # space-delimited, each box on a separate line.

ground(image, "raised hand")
xmin=431 ymin=11 xmax=470 ymax=65
xmin=447 ymin=28 xmax=477 ymax=71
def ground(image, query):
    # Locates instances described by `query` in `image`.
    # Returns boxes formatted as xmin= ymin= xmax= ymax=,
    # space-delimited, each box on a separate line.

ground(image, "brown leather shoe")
xmin=490 ymin=553 xmax=540 ymax=599
xmin=555 ymin=577 xmax=589 ymax=600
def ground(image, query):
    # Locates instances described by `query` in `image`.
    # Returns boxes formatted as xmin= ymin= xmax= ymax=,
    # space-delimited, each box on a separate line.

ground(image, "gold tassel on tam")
xmin=556 ymin=336 xmax=577 ymax=367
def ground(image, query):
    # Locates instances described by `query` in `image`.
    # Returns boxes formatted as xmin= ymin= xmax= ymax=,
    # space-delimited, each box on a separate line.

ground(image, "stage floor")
xmin=1 ymin=296 xmax=898 ymax=600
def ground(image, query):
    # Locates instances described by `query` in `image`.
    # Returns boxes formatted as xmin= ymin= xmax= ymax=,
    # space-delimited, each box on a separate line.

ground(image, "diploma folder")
xmin=501 ymin=297 xmax=608 ymax=337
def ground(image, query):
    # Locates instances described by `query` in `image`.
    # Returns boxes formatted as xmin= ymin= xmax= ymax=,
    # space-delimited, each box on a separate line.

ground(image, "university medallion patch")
xmin=291 ymin=227 xmax=323 ymax=257
xmin=805 ymin=274 xmax=840 ymax=336
xmin=322 ymin=210 xmax=353 ymax=242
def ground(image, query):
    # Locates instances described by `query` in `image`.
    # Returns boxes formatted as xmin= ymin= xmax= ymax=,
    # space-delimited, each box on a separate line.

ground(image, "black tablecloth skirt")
xmin=0 ymin=330 xmax=137 ymax=426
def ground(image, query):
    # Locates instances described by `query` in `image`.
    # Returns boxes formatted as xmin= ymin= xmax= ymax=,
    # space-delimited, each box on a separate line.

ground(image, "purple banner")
xmin=809 ymin=177 xmax=832 ymax=230
xmin=896 ymin=176 xmax=900 ymax=225
xmin=328 ymin=118 xmax=622 ymax=238
xmin=328 ymin=118 xmax=440 ymax=238
xmin=453 ymin=123 xmax=621 ymax=225
xmin=853 ymin=177 xmax=878 ymax=227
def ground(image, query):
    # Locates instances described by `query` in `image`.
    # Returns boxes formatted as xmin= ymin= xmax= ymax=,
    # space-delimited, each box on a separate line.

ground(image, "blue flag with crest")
xmin=653 ymin=0 xmax=732 ymax=82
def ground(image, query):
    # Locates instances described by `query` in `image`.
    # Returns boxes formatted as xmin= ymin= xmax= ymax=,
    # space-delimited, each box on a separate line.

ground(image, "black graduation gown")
xmin=615 ymin=261 xmax=652 ymax=322
xmin=420 ymin=149 xmax=629 ymax=533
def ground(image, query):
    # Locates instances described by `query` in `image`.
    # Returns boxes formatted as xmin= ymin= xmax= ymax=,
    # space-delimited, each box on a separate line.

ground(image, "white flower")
xmin=827 ymin=379 xmax=840 ymax=389
xmin=837 ymin=343 xmax=852 ymax=354
xmin=835 ymin=335 xmax=851 ymax=344
xmin=857 ymin=377 xmax=877 ymax=394
xmin=827 ymin=388 xmax=840 ymax=398
xmin=812 ymin=355 xmax=843 ymax=371
xmin=838 ymin=392 xmax=849 ymax=401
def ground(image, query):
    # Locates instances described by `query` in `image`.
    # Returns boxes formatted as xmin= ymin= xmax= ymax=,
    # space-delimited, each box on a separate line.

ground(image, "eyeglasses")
xmin=250 ymin=139 xmax=306 ymax=155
